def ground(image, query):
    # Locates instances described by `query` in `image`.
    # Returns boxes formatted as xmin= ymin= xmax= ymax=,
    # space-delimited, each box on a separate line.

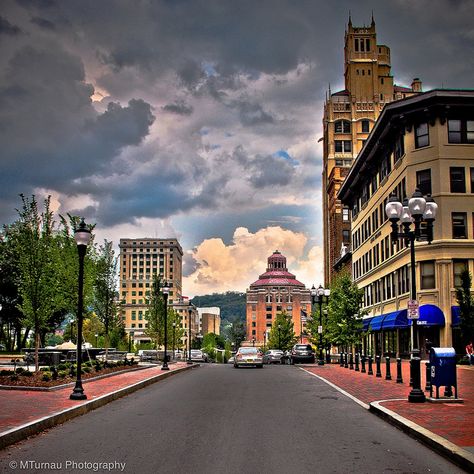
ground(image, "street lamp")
xmin=278 ymin=324 xmax=281 ymax=350
xmin=172 ymin=321 xmax=176 ymax=360
xmin=263 ymin=331 xmax=267 ymax=352
xmin=187 ymin=307 xmax=193 ymax=365
xmin=161 ymin=282 xmax=170 ymax=371
xmin=95 ymin=333 xmax=98 ymax=348
xmin=252 ymin=337 xmax=255 ymax=347
xmin=385 ymin=189 xmax=437 ymax=403
xmin=311 ymin=284 xmax=330 ymax=366
xmin=70 ymin=219 xmax=91 ymax=401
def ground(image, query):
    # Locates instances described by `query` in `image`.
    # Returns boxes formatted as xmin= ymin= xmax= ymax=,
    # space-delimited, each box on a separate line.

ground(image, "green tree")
xmin=326 ymin=272 xmax=364 ymax=354
xmin=145 ymin=274 xmax=165 ymax=349
xmin=92 ymin=240 xmax=118 ymax=356
xmin=456 ymin=269 xmax=474 ymax=345
xmin=168 ymin=308 xmax=185 ymax=353
xmin=267 ymin=311 xmax=297 ymax=351
xmin=15 ymin=195 xmax=62 ymax=371
xmin=228 ymin=320 xmax=246 ymax=349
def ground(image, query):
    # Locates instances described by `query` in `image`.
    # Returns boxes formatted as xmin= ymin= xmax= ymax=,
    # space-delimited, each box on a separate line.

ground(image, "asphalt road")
xmin=0 ymin=364 xmax=465 ymax=474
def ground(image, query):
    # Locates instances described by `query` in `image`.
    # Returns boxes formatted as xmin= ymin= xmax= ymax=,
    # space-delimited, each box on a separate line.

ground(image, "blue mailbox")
xmin=429 ymin=347 xmax=458 ymax=399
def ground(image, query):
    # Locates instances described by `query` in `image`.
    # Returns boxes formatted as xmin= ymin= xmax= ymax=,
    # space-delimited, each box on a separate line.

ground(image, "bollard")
xmin=375 ymin=355 xmax=382 ymax=377
xmin=355 ymin=353 xmax=360 ymax=372
xmin=424 ymin=362 xmax=431 ymax=392
xmin=396 ymin=358 xmax=403 ymax=383
xmin=349 ymin=353 xmax=354 ymax=370
xmin=385 ymin=356 xmax=392 ymax=380
xmin=361 ymin=355 xmax=366 ymax=373
xmin=340 ymin=353 xmax=344 ymax=367
xmin=344 ymin=352 xmax=348 ymax=368
xmin=368 ymin=356 xmax=373 ymax=375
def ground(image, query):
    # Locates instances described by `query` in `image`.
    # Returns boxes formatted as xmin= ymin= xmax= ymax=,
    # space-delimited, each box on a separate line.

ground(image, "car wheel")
xmin=234 ymin=364 xmax=238 ymax=368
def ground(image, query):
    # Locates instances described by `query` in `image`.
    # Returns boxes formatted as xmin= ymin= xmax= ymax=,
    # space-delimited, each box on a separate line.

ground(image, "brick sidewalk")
xmin=303 ymin=360 xmax=474 ymax=450
xmin=0 ymin=362 xmax=189 ymax=435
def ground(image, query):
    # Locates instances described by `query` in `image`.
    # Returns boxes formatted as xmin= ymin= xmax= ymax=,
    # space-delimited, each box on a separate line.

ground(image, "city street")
xmin=0 ymin=365 xmax=464 ymax=474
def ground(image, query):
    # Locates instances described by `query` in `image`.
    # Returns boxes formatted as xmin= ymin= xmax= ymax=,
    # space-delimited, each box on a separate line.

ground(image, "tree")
xmin=92 ymin=240 xmax=118 ymax=357
xmin=326 ymin=272 xmax=364 ymax=353
xmin=267 ymin=311 xmax=297 ymax=351
xmin=168 ymin=308 xmax=185 ymax=352
xmin=15 ymin=195 xmax=60 ymax=371
xmin=456 ymin=269 xmax=474 ymax=345
xmin=228 ymin=320 xmax=246 ymax=349
xmin=145 ymin=274 xmax=165 ymax=349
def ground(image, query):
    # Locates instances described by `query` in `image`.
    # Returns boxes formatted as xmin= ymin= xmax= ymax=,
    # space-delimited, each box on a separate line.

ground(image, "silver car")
xmin=234 ymin=347 xmax=263 ymax=368
xmin=263 ymin=349 xmax=284 ymax=364
xmin=190 ymin=349 xmax=208 ymax=363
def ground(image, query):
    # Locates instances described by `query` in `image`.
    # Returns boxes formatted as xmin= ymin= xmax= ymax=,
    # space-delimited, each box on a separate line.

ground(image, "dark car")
xmin=290 ymin=344 xmax=315 ymax=364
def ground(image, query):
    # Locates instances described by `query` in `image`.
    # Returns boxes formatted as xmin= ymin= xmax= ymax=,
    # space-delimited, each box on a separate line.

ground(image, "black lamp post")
xmin=252 ymin=337 xmax=255 ymax=347
xmin=187 ymin=307 xmax=193 ymax=365
xmin=70 ymin=219 xmax=91 ymax=401
xmin=263 ymin=331 xmax=266 ymax=352
xmin=161 ymin=282 xmax=170 ymax=371
xmin=172 ymin=322 xmax=176 ymax=360
xmin=278 ymin=324 xmax=281 ymax=350
xmin=95 ymin=333 xmax=98 ymax=348
xmin=311 ymin=284 xmax=330 ymax=366
xmin=128 ymin=330 xmax=134 ymax=353
xmin=385 ymin=189 xmax=437 ymax=403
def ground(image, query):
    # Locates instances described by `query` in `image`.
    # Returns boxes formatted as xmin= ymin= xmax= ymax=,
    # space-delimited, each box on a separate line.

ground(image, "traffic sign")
xmin=407 ymin=299 xmax=419 ymax=319
xmin=318 ymin=325 xmax=323 ymax=334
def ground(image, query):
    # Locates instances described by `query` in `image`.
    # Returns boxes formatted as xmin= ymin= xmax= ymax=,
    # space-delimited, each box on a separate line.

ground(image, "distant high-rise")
xmin=119 ymin=238 xmax=183 ymax=345
xmin=322 ymin=16 xmax=421 ymax=285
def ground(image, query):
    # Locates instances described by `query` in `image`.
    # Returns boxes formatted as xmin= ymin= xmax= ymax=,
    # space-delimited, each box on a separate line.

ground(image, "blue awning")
xmin=381 ymin=309 xmax=408 ymax=329
xmin=369 ymin=315 xmax=385 ymax=331
xmin=409 ymin=304 xmax=445 ymax=327
xmin=362 ymin=317 xmax=373 ymax=331
xmin=451 ymin=306 xmax=460 ymax=327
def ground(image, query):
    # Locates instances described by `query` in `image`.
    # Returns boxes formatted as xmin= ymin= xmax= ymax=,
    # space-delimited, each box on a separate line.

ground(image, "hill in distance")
xmin=190 ymin=291 xmax=246 ymax=323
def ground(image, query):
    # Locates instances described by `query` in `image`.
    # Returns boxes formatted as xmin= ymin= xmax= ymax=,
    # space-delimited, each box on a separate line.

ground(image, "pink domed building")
xmin=245 ymin=251 xmax=312 ymax=346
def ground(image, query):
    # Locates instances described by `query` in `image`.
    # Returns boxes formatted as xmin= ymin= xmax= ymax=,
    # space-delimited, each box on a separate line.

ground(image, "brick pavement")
xmin=0 ymin=362 xmax=189 ymax=435
xmin=303 ymin=359 xmax=474 ymax=450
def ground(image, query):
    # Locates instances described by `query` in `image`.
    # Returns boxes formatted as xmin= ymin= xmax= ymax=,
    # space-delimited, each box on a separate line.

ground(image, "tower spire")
xmin=348 ymin=10 xmax=352 ymax=28
xmin=371 ymin=11 xmax=375 ymax=26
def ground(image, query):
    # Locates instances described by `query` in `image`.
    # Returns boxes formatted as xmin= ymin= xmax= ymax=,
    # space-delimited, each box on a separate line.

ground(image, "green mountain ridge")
xmin=190 ymin=292 xmax=246 ymax=323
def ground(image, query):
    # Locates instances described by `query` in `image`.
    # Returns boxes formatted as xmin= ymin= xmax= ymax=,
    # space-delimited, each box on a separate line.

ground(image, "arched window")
xmin=335 ymin=120 xmax=351 ymax=134
xmin=287 ymin=294 xmax=292 ymax=303
xmin=266 ymin=294 xmax=272 ymax=303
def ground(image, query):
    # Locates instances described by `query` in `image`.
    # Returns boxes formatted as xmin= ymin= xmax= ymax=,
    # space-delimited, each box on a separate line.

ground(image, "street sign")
xmin=407 ymin=299 xmax=419 ymax=319
xmin=318 ymin=325 xmax=323 ymax=334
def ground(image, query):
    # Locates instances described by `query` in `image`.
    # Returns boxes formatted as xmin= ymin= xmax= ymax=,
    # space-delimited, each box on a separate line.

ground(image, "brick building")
xmin=246 ymin=251 xmax=311 ymax=346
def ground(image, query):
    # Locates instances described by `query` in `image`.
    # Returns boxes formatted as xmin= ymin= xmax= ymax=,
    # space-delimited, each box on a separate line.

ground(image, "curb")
xmin=0 ymin=364 xmax=198 ymax=451
xmin=370 ymin=401 xmax=474 ymax=472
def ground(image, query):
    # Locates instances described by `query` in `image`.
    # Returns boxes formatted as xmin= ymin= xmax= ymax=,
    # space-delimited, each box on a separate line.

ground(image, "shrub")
xmin=22 ymin=371 xmax=34 ymax=377
xmin=58 ymin=370 xmax=68 ymax=378
xmin=15 ymin=367 xmax=25 ymax=374
xmin=1 ymin=369 xmax=12 ymax=376
xmin=9 ymin=374 xmax=19 ymax=381
xmin=94 ymin=363 xmax=101 ymax=372
xmin=58 ymin=363 xmax=68 ymax=371
xmin=83 ymin=367 xmax=91 ymax=373
xmin=41 ymin=372 xmax=51 ymax=382
xmin=40 ymin=367 xmax=50 ymax=372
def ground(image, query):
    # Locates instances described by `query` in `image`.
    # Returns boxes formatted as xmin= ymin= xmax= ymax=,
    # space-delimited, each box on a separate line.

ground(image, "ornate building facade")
xmin=245 ymin=251 xmax=311 ymax=346
xmin=322 ymin=16 xmax=422 ymax=285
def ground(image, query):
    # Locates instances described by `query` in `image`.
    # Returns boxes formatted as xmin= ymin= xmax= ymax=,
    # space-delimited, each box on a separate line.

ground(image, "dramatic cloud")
xmin=1 ymin=0 xmax=473 ymax=296
xmin=184 ymin=226 xmax=323 ymax=296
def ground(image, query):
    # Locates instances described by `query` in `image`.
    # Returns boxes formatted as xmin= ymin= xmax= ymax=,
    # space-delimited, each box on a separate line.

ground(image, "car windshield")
xmin=191 ymin=350 xmax=202 ymax=355
xmin=238 ymin=348 xmax=258 ymax=354
xmin=295 ymin=345 xmax=312 ymax=350
xmin=270 ymin=350 xmax=283 ymax=354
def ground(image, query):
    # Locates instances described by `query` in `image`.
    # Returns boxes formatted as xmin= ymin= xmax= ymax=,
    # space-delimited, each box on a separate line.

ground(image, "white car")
xmin=234 ymin=347 xmax=264 ymax=368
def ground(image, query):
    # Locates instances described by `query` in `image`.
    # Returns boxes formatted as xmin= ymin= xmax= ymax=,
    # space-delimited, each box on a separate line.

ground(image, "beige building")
xmin=173 ymin=297 xmax=199 ymax=352
xmin=322 ymin=16 xmax=421 ymax=285
xmin=119 ymin=238 xmax=183 ymax=345
xmin=338 ymin=90 xmax=474 ymax=356
xmin=197 ymin=307 xmax=221 ymax=336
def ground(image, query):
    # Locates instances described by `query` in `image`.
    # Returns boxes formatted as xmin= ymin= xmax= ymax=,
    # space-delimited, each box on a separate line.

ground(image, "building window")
xmin=450 ymin=167 xmax=466 ymax=193
xmin=415 ymin=123 xmax=429 ymax=148
xmin=361 ymin=120 xmax=370 ymax=133
xmin=416 ymin=169 xmax=432 ymax=196
xmin=342 ymin=208 xmax=350 ymax=222
xmin=252 ymin=322 xmax=256 ymax=327
xmin=342 ymin=229 xmax=350 ymax=243
xmin=335 ymin=120 xmax=351 ymax=134
xmin=394 ymin=135 xmax=405 ymax=162
xmin=379 ymin=155 xmax=391 ymax=181
xmin=448 ymin=119 xmax=474 ymax=144
xmin=366 ymin=38 xmax=370 ymax=51
xmin=335 ymin=140 xmax=352 ymax=153
xmin=266 ymin=313 xmax=272 ymax=320
xmin=452 ymin=212 xmax=467 ymax=239
xmin=252 ymin=330 xmax=256 ymax=336
xmin=266 ymin=295 xmax=272 ymax=303
xmin=420 ymin=261 xmax=436 ymax=289
xmin=453 ymin=260 xmax=468 ymax=287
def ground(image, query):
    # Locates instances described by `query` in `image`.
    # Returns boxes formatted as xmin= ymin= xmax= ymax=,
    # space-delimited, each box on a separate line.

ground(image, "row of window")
xmin=362 ymin=260 xmax=469 ymax=309
xmin=334 ymin=119 xmax=370 ymax=134
xmin=352 ymin=118 xmax=473 ymax=218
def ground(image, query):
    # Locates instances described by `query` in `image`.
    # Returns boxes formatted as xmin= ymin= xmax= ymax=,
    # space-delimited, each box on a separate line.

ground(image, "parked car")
xmin=234 ymin=347 xmax=263 ymax=368
xmin=289 ymin=344 xmax=315 ymax=364
xmin=190 ymin=349 xmax=208 ymax=363
xmin=263 ymin=349 xmax=284 ymax=364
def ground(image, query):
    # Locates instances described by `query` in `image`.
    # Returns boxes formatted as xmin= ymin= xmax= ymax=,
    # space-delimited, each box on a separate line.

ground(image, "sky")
xmin=1 ymin=0 xmax=473 ymax=297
